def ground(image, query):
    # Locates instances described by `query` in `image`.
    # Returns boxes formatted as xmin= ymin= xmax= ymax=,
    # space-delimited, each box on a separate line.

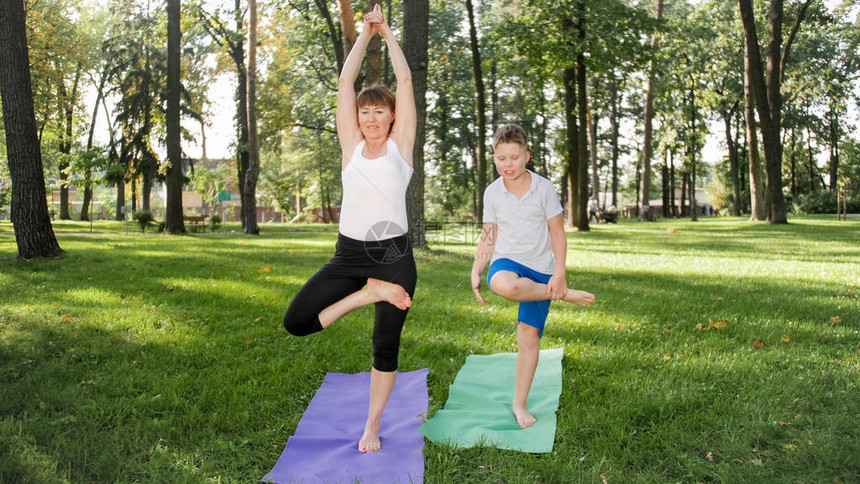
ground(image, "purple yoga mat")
xmin=262 ymin=368 xmax=428 ymax=484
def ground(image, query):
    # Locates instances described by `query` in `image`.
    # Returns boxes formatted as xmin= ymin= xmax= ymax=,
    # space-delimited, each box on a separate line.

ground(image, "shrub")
xmin=132 ymin=210 xmax=155 ymax=233
xmin=209 ymin=214 xmax=222 ymax=231
xmin=795 ymin=190 xmax=860 ymax=214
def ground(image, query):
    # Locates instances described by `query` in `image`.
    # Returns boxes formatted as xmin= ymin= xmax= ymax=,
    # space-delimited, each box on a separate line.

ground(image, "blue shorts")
xmin=487 ymin=258 xmax=552 ymax=337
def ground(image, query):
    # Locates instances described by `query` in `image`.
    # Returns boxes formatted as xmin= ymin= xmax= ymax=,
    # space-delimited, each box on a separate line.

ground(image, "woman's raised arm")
xmin=377 ymin=9 xmax=416 ymax=165
xmin=336 ymin=9 xmax=382 ymax=164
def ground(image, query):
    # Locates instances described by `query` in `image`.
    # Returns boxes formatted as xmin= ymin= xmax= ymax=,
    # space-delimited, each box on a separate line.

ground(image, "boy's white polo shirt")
xmin=482 ymin=170 xmax=564 ymax=274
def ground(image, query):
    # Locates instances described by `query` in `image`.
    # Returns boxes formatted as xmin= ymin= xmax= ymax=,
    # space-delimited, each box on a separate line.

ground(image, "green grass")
xmin=0 ymin=216 xmax=857 ymax=483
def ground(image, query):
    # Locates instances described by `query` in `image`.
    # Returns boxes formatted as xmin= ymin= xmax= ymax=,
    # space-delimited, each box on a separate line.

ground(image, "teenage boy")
xmin=471 ymin=124 xmax=595 ymax=429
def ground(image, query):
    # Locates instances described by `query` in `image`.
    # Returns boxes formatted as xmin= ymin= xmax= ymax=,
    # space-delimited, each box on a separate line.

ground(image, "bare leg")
xmin=490 ymin=271 xmax=595 ymax=306
xmin=318 ymin=278 xmax=411 ymax=328
xmin=358 ymin=368 xmax=397 ymax=452
xmin=513 ymin=322 xmax=540 ymax=429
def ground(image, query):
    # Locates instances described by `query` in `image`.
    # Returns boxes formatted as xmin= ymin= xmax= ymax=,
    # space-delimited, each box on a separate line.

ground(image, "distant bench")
xmin=184 ymin=215 xmax=207 ymax=232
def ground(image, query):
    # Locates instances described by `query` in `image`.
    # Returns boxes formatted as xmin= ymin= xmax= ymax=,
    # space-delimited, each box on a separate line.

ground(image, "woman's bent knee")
xmin=283 ymin=313 xmax=323 ymax=336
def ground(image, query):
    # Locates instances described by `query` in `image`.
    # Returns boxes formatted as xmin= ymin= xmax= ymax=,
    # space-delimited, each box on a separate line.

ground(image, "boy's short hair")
xmin=357 ymin=84 xmax=396 ymax=111
xmin=492 ymin=124 xmax=528 ymax=150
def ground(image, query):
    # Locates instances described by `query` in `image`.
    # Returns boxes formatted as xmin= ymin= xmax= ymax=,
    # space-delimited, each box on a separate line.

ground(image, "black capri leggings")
xmin=283 ymin=233 xmax=417 ymax=372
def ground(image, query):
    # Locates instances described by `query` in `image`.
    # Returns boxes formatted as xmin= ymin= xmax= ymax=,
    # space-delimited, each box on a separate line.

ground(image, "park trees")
xmin=1 ymin=0 xmax=63 ymax=258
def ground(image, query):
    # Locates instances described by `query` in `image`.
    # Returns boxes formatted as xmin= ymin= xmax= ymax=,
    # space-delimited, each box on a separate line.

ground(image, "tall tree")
xmin=466 ymin=0 xmax=488 ymax=226
xmin=403 ymin=0 xmax=429 ymax=247
xmin=0 ymin=0 xmax=63 ymax=258
xmin=744 ymin=38 xmax=766 ymax=220
xmin=243 ymin=0 xmax=260 ymax=234
xmin=574 ymin=0 xmax=589 ymax=231
xmin=639 ymin=0 xmax=664 ymax=222
xmin=738 ymin=0 xmax=793 ymax=224
xmin=164 ymin=0 xmax=185 ymax=233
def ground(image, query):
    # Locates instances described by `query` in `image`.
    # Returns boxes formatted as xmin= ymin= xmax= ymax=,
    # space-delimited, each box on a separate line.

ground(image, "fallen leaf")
xmin=695 ymin=323 xmax=703 ymax=330
xmin=254 ymin=317 xmax=264 ymax=322
xmin=600 ymin=474 xmax=609 ymax=484
xmin=257 ymin=265 xmax=271 ymax=273
xmin=667 ymin=227 xmax=680 ymax=233
xmin=714 ymin=296 xmax=723 ymax=302
xmin=751 ymin=459 xmax=763 ymax=466
xmin=614 ymin=325 xmax=621 ymax=332
xmin=830 ymin=316 xmax=841 ymax=324
xmin=781 ymin=335 xmax=791 ymax=342
xmin=779 ymin=421 xmax=792 ymax=426
xmin=62 ymin=314 xmax=74 ymax=323
xmin=753 ymin=338 xmax=765 ymax=349
xmin=713 ymin=320 xmax=728 ymax=329
xmin=705 ymin=451 xmax=715 ymax=462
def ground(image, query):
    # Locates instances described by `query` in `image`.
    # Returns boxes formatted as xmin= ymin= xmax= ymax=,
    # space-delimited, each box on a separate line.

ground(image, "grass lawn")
xmin=0 ymin=216 xmax=857 ymax=483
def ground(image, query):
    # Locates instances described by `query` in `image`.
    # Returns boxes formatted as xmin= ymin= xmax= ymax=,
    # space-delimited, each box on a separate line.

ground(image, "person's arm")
xmin=471 ymin=223 xmax=497 ymax=305
xmin=545 ymin=213 xmax=567 ymax=300
xmin=336 ymin=9 xmax=382 ymax=166
xmin=377 ymin=10 xmax=416 ymax=166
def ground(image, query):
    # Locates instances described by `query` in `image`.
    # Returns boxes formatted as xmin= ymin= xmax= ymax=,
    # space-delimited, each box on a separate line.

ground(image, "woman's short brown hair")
xmin=492 ymin=124 xmax=528 ymax=150
xmin=356 ymin=84 xmax=396 ymax=111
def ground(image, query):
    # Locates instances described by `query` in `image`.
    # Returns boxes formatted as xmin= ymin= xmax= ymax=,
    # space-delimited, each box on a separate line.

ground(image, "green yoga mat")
xmin=420 ymin=347 xmax=563 ymax=453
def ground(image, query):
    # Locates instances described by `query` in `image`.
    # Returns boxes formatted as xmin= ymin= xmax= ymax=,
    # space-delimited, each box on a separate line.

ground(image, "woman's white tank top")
xmin=339 ymin=139 xmax=413 ymax=241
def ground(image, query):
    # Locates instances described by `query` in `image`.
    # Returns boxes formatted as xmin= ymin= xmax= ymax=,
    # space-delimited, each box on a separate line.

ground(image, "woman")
xmin=282 ymin=4 xmax=417 ymax=454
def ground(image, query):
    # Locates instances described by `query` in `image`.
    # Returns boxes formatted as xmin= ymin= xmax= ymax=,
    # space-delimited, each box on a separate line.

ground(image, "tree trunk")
xmin=609 ymin=72 xmax=620 ymax=208
xmin=233 ymin=0 xmax=249 ymax=229
xmin=563 ymin=65 xmax=579 ymax=228
xmin=680 ymin=171 xmax=687 ymax=217
xmin=661 ymin=156 xmax=669 ymax=218
xmin=165 ymin=0 xmax=185 ymax=234
xmin=587 ymin=109 xmax=599 ymax=199
xmin=724 ymin=109 xmax=741 ymax=216
xmin=829 ymin=108 xmax=838 ymax=190
xmin=466 ymin=0 xmax=487 ymax=226
xmin=738 ymin=0 xmax=787 ymax=224
xmin=243 ymin=0 xmax=261 ymax=234
xmin=80 ymin=65 xmax=109 ymax=222
xmin=403 ymin=0 xmax=429 ymax=247
xmin=0 ymin=0 xmax=63 ymax=258
xmin=743 ymin=38 xmax=766 ymax=221
xmin=789 ymin=125 xmax=797 ymax=197
xmin=639 ymin=0 xmax=663 ymax=222
xmin=688 ymin=81 xmax=698 ymax=222
xmin=337 ymin=0 xmax=356 ymax=67
xmin=365 ymin=1 xmax=383 ymax=86
xmin=575 ymin=26 xmax=589 ymax=232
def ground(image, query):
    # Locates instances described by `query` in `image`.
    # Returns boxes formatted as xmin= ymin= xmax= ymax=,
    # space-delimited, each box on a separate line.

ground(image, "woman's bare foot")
xmin=367 ymin=278 xmax=411 ymax=310
xmin=563 ymin=289 xmax=595 ymax=306
xmin=513 ymin=406 xmax=537 ymax=429
xmin=358 ymin=425 xmax=382 ymax=453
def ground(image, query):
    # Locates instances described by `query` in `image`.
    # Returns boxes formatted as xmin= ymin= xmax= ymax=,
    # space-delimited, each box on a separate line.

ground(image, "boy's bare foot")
xmin=358 ymin=426 xmax=382 ymax=453
xmin=367 ymin=278 xmax=411 ymax=310
xmin=563 ymin=289 xmax=595 ymax=306
xmin=513 ymin=406 xmax=537 ymax=429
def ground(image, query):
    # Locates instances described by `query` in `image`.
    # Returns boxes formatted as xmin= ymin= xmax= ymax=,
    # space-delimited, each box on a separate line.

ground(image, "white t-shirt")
xmin=482 ymin=170 xmax=564 ymax=274
xmin=339 ymin=139 xmax=413 ymax=241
